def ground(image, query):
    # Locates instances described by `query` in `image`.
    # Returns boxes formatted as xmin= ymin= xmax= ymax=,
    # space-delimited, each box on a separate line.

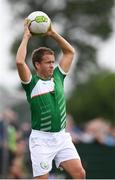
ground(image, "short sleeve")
xmin=54 ymin=65 xmax=67 ymax=83
xmin=21 ymin=75 xmax=36 ymax=102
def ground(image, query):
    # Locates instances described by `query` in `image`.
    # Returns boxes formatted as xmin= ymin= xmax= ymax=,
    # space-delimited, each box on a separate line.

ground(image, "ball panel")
xmin=35 ymin=16 xmax=48 ymax=23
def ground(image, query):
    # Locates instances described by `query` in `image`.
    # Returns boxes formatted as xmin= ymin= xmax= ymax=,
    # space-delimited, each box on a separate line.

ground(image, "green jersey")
xmin=22 ymin=66 xmax=67 ymax=132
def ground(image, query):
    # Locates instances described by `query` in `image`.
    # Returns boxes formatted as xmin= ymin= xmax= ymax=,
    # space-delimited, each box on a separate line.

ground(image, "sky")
xmin=97 ymin=5 xmax=115 ymax=71
xmin=0 ymin=0 xmax=115 ymax=92
xmin=0 ymin=0 xmax=20 ymax=90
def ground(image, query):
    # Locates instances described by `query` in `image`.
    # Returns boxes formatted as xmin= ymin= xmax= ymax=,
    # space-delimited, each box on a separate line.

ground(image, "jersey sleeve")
xmin=21 ymin=75 xmax=35 ymax=102
xmin=54 ymin=65 xmax=67 ymax=83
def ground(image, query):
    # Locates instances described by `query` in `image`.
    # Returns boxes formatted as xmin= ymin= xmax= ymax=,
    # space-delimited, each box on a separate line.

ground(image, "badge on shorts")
xmin=40 ymin=161 xmax=49 ymax=170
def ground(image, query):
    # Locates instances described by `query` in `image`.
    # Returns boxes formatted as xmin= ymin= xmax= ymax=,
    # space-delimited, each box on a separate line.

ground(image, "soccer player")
xmin=16 ymin=19 xmax=86 ymax=179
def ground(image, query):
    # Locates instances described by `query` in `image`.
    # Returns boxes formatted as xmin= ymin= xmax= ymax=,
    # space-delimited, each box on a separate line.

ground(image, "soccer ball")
xmin=27 ymin=11 xmax=51 ymax=34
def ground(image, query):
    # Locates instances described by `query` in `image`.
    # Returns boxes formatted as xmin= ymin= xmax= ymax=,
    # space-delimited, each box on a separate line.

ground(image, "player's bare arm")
xmin=46 ymin=25 xmax=75 ymax=73
xmin=16 ymin=19 xmax=32 ymax=82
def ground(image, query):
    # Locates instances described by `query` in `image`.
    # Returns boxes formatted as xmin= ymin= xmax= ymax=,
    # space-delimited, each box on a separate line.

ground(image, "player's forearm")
xmin=50 ymin=30 xmax=75 ymax=55
xmin=16 ymin=35 xmax=30 ymax=64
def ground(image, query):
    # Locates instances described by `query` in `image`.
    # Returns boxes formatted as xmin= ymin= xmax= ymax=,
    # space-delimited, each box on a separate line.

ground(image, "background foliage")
xmin=67 ymin=71 xmax=115 ymax=124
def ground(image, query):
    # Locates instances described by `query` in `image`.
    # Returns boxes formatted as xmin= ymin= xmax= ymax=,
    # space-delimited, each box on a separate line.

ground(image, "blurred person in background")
xmin=0 ymin=108 xmax=19 ymax=178
xmin=3 ymin=109 xmax=19 ymax=157
xmin=0 ymin=112 xmax=7 ymax=177
xmin=20 ymin=121 xmax=31 ymax=141
xmin=84 ymin=118 xmax=112 ymax=145
xmin=3 ymin=109 xmax=18 ymax=153
xmin=66 ymin=115 xmax=95 ymax=144
xmin=16 ymin=19 xmax=86 ymax=179
xmin=8 ymin=139 xmax=26 ymax=179
xmin=102 ymin=125 xmax=115 ymax=146
xmin=19 ymin=121 xmax=32 ymax=176
xmin=66 ymin=114 xmax=81 ymax=144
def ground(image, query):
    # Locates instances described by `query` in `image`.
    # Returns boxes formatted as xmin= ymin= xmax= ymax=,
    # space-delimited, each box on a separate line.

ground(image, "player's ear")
xmin=35 ymin=62 xmax=40 ymax=69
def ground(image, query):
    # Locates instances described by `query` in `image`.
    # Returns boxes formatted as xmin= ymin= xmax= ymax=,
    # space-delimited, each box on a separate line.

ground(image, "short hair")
xmin=32 ymin=47 xmax=54 ymax=69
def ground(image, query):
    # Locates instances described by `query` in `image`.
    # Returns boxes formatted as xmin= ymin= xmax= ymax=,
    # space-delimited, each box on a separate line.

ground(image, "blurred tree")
xmin=7 ymin=0 xmax=114 ymax=80
xmin=67 ymin=71 xmax=115 ymax=124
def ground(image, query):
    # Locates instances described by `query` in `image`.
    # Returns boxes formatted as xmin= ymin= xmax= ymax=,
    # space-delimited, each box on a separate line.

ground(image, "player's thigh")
xmin=35 ymin=173 xmax=49 ymax=180
xmin=60 ymin=159 xmax=85 ymax=177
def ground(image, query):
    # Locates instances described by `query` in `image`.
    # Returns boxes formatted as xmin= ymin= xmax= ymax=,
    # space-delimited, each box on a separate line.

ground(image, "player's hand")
xmin=23 ymin=18 xmax=32 ymax=38
xmin=44 ymin=24 xmax=56 ymax=36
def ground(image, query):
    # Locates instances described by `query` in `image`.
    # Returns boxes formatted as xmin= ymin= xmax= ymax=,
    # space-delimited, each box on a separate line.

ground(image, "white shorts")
xmin=29 ymin=129 xmax=80 ymax=177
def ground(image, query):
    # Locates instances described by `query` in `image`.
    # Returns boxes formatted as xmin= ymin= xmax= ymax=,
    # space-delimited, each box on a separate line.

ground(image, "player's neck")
xmin=36 ymin=72 xmax=51 ymax=80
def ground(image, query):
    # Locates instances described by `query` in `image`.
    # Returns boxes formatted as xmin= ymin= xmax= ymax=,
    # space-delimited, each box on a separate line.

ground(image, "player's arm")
xmin=16 ymin=20 xmax=32 ymax=82
xmin=46 ymin=26 xmax=75 ymax=73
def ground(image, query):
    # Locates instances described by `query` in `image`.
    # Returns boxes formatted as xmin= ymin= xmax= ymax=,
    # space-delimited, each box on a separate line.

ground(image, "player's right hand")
xmin=23 ymin=18 xmax=32 ymax=38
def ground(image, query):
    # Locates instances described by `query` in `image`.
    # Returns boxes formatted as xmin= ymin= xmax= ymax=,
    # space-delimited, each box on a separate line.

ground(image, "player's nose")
xmin=50 ymin=62 xmax=54 ymax=68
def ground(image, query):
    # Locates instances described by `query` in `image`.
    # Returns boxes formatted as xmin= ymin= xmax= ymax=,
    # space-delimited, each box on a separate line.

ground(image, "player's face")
xmin=36 ymin=54 xmax=55 ymax=79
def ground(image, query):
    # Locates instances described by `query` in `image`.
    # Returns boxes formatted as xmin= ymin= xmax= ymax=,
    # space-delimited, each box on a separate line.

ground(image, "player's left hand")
xmin=43 ymin=24 xmax=56 ymax=36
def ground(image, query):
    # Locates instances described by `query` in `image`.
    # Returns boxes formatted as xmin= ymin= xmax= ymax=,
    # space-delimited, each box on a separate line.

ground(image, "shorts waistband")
xmin=31 ymin=129 xmax=65 ymax=136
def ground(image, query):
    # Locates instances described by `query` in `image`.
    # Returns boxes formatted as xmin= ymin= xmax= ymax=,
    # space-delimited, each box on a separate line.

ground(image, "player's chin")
xmin=49 ymin=70 xmax=53 ymax=76
xmin=49 ymin=72 xmax=53 ymax=77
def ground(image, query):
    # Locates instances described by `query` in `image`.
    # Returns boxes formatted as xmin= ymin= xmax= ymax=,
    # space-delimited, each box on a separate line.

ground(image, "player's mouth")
xmin=49 ymin=69 xmax=53 ymax=73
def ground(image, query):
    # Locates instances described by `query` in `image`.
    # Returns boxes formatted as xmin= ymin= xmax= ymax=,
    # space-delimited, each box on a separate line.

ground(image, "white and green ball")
xmin=27 ymin=11 xmax=51 ymax=34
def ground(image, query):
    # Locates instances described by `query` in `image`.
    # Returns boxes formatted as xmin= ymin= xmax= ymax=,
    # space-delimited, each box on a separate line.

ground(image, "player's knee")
xmin=78 ymin=167 xmax=86 ymax=179
xmin=72 ymin=167 xmax=86 ymax=179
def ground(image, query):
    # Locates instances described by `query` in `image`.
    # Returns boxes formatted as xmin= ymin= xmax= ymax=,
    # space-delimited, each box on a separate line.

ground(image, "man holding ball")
xmin=16 ymin=17 xmax=86 ymax=179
